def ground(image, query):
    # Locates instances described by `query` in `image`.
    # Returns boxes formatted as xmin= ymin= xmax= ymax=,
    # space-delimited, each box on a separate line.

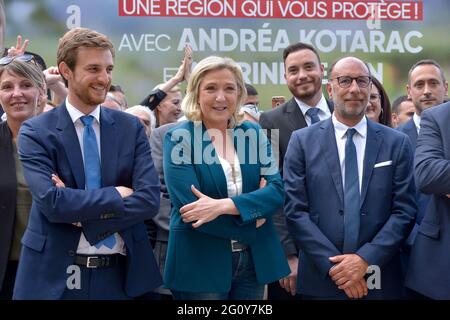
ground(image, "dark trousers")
xmin=0 ymin=261 xmax=18 ymax=300
xmin=61 ymin=256 xmax=131 ymax=300
xmin=172 ymin=249 xmax=264 ymax=300
xmin=268 ymin=281 xmax=302 ymax=300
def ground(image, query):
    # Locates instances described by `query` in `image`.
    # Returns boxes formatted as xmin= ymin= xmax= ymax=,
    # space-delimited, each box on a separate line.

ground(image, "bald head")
xmin=327 ymin=57 xmax=372 ymax=126
xmin=329 ymin=57 xmax=370 ymax=79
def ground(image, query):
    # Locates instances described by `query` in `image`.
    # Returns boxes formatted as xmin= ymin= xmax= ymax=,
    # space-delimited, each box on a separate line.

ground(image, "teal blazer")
xmin=163 ymin=120 xmax=290 ymax=292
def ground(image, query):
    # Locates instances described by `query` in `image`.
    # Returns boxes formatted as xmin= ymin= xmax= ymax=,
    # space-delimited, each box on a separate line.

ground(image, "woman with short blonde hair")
xmin=182 ymin=56 xmax=246 ymax=128
xmin=163 ymin=56 xmax=289 ymax=300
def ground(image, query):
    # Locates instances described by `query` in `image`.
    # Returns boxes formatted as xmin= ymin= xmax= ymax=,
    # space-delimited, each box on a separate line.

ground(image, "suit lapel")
xmin=195 ymin=122 xmax=228 ymax=199
xmin=404 ymin=119 xmax=418 ymax=149
xmin=326 ymin=98 xmax=334 ymax=113
xmin=360 ymin=121 xmax=382 ymax=206
xmin=233 ymin=123 xmax=258 ymax=194
xmin=56 ymin=103 xmax=85 ymax=189
xmin=99 ymin=108 xmax=117 ymax=187
xmin=285 ymin=98 xmax=307 ymax=131
xmin=320 ymin=119 xmax=344 ymax=205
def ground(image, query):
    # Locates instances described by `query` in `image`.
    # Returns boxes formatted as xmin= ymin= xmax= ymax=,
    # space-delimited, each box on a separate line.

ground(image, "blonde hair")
xmin=182 ymin=56 xmax=246 ymax=128
xmin=0 ymin=59 xmax=45 ymax=92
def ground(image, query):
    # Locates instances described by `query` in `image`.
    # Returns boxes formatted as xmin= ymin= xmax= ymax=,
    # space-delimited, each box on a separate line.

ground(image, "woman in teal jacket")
xmin=163 ymin=56 xmax=289 ymax=300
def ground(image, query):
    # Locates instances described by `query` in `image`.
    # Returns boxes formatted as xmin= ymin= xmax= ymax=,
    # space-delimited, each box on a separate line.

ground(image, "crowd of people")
xmin=0 ymin=21 xmax=449 ymax=301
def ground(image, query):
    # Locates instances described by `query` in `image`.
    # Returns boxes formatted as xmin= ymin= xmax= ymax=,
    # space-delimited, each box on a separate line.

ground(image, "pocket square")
xmin=374 ymin=160 xmax=392 ymax=168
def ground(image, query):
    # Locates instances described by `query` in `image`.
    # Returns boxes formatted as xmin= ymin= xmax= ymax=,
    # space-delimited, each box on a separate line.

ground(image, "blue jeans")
xmin=172 ymin=249 xmax=264 ymax=300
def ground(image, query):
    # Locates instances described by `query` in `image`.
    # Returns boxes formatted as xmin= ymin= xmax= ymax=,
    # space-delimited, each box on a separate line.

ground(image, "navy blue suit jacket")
xmin=13 ymin=104 xmax=162 ymax=299
xmin=284 ymin=118 xmax=416 ymax=298
xmin=397 ymin=118 xmax=430 ymax=249
xmin=406 ymin=102 xmax=450 ymax=299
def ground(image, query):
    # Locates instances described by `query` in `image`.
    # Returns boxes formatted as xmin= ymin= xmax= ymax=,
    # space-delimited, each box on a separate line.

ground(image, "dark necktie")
xmin=343 ymin=128 xmax=360 ymax=253
xmin=80 ymin=115 xmax=116 ymax=249
xmin=306 ymin=108 xmax=321 ymax=124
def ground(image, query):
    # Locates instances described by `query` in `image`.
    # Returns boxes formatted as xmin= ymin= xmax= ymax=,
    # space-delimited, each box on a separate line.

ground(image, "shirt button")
xmin=68 ymin=250 xmax=75 ymax=256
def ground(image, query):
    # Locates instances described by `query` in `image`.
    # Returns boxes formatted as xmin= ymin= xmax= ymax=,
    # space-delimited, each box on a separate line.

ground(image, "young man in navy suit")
xmin=259 ymin=42 xmax=333 ymax=299
xmin=283 ymin=57 xmax=416 ymax=299
xmin=13 ymin=28 xmax=161 ymax=299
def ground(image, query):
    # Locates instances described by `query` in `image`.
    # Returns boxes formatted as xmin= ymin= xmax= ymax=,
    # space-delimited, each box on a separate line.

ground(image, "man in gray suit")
xmin=149 ymin=121 xmax=184 ymax=298
xmin=259 ymin=42 xmax=333 ymax=299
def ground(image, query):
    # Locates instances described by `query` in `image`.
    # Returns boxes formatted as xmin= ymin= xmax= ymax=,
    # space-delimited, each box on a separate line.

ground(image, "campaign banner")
xmin=3 ymin=0 xmax=448 ymax=109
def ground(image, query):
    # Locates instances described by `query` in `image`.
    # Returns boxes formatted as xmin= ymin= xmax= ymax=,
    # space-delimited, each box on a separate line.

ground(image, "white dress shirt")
xmin=296 ymin=95 xmax=332 ymax=126
xmin=332 ymin=114 xmax=367 ymax=193
xmin=413 ymin=112 xmax=421 ymax=135
xmin=65 ymin=99 xmax=125 ymax=255
xmin=218 ymin=153 xmax=242 ymax=198
xmin=218 ymin=153 xmax=242 ymax=248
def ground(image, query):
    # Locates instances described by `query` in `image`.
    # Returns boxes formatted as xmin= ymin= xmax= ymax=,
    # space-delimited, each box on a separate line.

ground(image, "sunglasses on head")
xmin=0 ymin=54 xmax=35 ymax=66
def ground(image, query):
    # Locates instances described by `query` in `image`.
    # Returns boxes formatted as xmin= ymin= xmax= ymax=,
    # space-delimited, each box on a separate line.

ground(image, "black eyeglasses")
xmin=0 ymin=54 xmax=35 ymax=66
xmin=330 ymin=76 xmax=371 ymax=88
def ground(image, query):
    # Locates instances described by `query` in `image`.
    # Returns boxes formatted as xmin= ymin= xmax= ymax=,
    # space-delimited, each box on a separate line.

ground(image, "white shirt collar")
xmin=65 ymin=98 xmax=101 ymax=125
xmin=413 ymin=112 xmax=421 ymax=133
xmin=332 ymin=114 xmax=367 ymax=140
xmin=295 ymin=95 xmax=330 ymax=116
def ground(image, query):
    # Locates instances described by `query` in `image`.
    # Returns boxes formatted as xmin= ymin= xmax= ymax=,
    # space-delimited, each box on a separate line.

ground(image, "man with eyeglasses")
xmin=283 ymin=56 xmax=416 ymax=299
xmin=259 ymin=42 xmax=333 ymax=299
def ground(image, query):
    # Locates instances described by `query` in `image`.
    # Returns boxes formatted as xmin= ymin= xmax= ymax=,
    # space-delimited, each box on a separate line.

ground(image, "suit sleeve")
xmin=150 ymin=126 xmax=164 ymax=176
xmin=163 ymin=128 xmax=257 ymax=244
xmin=260 ymin=112 xmax=298 ymax=257
xmin=231 ymin=124 xmax=284 ymax=224
xmin=148 ymin=125 xmax=171 ymax=235
xmin=18 ymin=121 xmax=124 ymax=224
xmin=357 ymin=135 xmax=416 ymax=267
xmin=284 ymin=130 xmax=340 ymax=277
xmin=415 ymin=110 xmax=450 ymax=194
xmin=18 ymin=119 xmax=160 ymax=245
xmin=82 ymin=121 xmax=161 ymax=244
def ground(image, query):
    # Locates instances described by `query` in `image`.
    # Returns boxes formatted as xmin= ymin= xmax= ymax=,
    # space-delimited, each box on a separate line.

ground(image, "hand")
xmin=279 ymin=255 xmax=298 ymax=296
xmin=343 ymin=278 xmax=368 ymax=299
xmin=51 ymin=174 xmax=66 ymax=188
xmin=183 ymin=43 xmax=193 ymax=82
xmin=115 ymin=186 xmax=134 ymax=198
xmin=446 ymin=194 xmax=450 ymax=199
xmin=328 ymin=254 xmax=369 ymax=289
xmin=43 ymin=66 xmax=67 ymax=104
xmin=44 ymin=66 xmax=63 ymax=86
xmin=52 ymin=174 xmax=80 ymax=227
xmin=256 ymin=218 xmax=266 ymax=228
xmin=171 ymin=56 xmax=188 ymax=84
xmin=259 ymin=177 xmax=267 ymax=188
xmin=7 ymin=35 xmax=29 ymax=57
xmin=180 ymin=185 xmax=234 ymax=228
